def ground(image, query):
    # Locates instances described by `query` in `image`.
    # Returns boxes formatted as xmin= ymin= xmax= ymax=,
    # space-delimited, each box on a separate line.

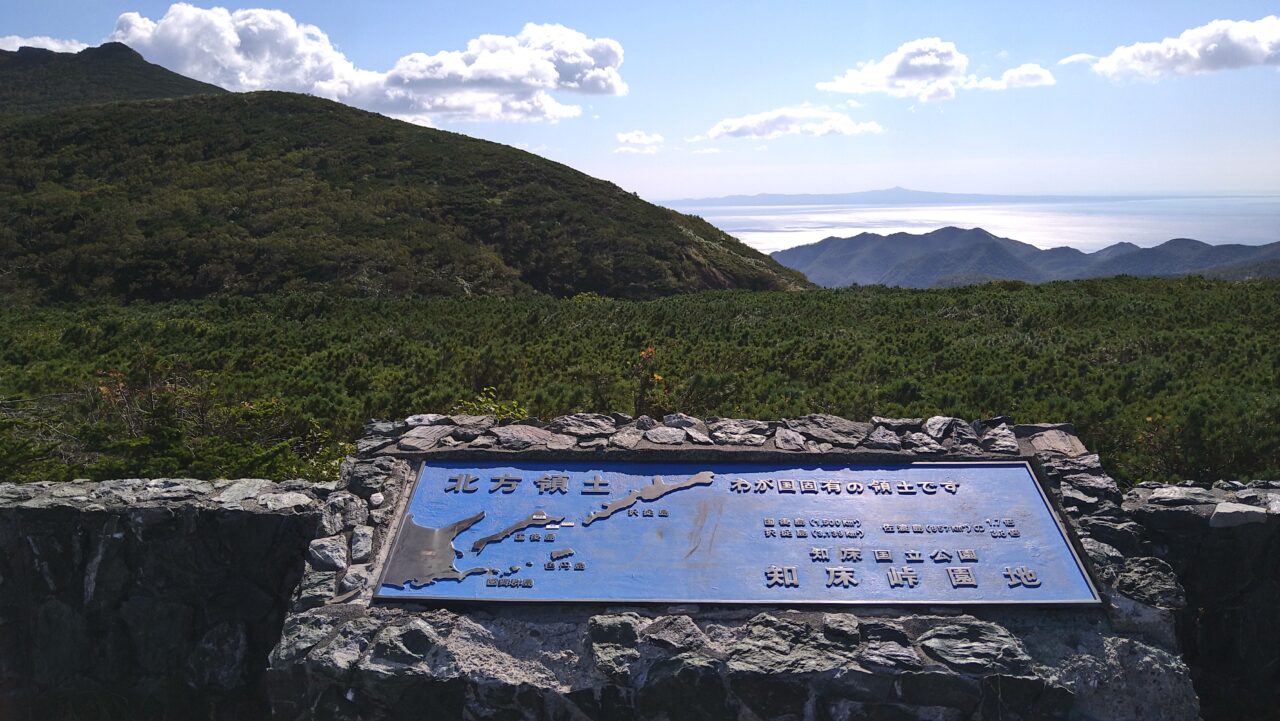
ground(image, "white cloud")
xmin=966 ymin=63 xmax=1057 ymax=90
xmin=612 ymin=145 xmax=658 ymax=155
xmin=704 ymin=105 xmax=884 ymax=140
xmin=817 ymin=37 xmax=1055 ymax=102
xmin=691 ymin=147 xmax=724 ymax=155
xmin=1058 ymin=53 xmax=1097 ymax=66
xmin=0 ymin=35 xmax=89 ymax=53
xmin=1089 ymin=15 xmax=1280 ymax=78
xmin=104 ymin=3 xmax=626 ymax=122
xmin=616 ymin=130 xmax=664 ymax=145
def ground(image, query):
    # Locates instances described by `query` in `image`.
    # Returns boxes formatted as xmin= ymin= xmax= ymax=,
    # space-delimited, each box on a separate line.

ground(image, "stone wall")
xmin=0 ymin=478 xmax=321 ymax=720
xmin=265 ymin=413 xmax=1203 ymax=721
xmin=1125 ymin=481 xmax=1280 ymax=721
xmin=4 ymin=413 xmax=1274 ymax=720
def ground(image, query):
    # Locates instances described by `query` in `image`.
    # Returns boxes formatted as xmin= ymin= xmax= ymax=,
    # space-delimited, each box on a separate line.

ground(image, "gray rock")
xmin=685 ymin=428 xmax=714 ymax=444
xmin=1209 ymin=502 xmax=1267 ymax=527
xmin=783 ymin=414 xmax=870 ymax=447
xmin=350 ymin=526 xmax=374 ymax=563
xmin=644 ymin=426 xmax=688 ymax=445
xmin=321 ymin=491 xmax=368 ymax=535
xmin=923 ymin=415 xmax=962 ymax=440
xmin=857 ymin=641 xmax=923 ymax=670
xmin=258 ymin=491 xmax=314 ymax=512
xmin=1028 ymin=429 xmax=1088 ymax=456
xmin=903 ymin=432 xmax=945 ymax=454
xmin=860 ymin=426 xmax=902 ymax=451
xmin=610 ymin=427 xmax=645 ymax=450
xmin=918 ymin=621 xmax=1032 ymax=675
xmin=357 ymin=437 xmax=396 ymax=455
xmin=338 ymin=564 xmax=374 ymax=594
xmin=214 ymin=478 xmax=278 ymax=507
xmin=773 ymin=427 xmax=807 ymax=451
xmin=448 ymin=414 xmax=494 ymax=429
xmin=578 ymin=437 xmax=609 ymax=450
xmin=709 ymin=418 xmax=771 ymax=446
xmin=547 ymin=413 xmax=617 ymax=437
xmin=635 ymin=415 xmax=659 ymax=431
xmin=641 ymin=615 xmax=708 ymax=652
xmin=979 ymin=424 xmax=1020 ymax=454
xmin=395 ymin=424 xmax=456 ymax=451
xmin=489 ymin=424 xmax=574 ymax=451
xmin=1147 ymin=486 xmax=1219 ymax=506
xmin=307 ymin=536 xmax=348 ymax=572
xmin=727 ymin=613 xmax=856 ymax=676
xmin=663 ymin=413 xmax=706 ymax=432
xmin=369 ymin=492 xmax=385 ymax=508
xmin=1062 ymin=472 xmax=1122 ymax=503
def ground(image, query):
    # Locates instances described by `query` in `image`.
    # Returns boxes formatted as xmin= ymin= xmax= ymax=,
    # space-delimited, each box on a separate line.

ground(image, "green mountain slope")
xmin=0 ymin=90 xmax=809 ymax=301
xmin=0 ymin=42 xmax=226 ymax=114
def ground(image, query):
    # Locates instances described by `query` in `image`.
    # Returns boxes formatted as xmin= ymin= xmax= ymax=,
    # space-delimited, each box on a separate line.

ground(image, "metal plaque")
xmin=375 ymin=461 xmax=1100 ymax=605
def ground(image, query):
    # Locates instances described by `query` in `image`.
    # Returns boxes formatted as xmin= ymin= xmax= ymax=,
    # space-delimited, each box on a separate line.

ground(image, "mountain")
xmin=0 ymin=86 xmax=808 ymax=302
xmin=0 ymin=42 xmax=226 ymax=114
xmin=665 ymin=186 xmax=1146 ymax=207
xmin=771 ymin=227 xmax=1280 ymax=288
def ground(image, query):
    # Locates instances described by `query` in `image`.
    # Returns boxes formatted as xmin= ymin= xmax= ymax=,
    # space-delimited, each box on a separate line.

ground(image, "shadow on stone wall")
xmin=1126 ymin=482 xmax=1280 ymax=721
xmin=0 ymin=479 xmax=320 ymax=720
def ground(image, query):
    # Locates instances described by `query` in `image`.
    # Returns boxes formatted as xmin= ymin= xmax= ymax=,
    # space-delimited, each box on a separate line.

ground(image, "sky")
xmin=3 ymin=1 xmax=1280 ymax=201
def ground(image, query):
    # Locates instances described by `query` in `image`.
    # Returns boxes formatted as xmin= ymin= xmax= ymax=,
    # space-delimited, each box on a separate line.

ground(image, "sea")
xmin=669 ymin=195 xmax=1280 ymax=254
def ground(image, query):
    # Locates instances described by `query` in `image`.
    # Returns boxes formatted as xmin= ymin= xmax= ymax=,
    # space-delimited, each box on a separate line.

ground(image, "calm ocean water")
xmin=674 ymin=196 xmax=1280 ymax=254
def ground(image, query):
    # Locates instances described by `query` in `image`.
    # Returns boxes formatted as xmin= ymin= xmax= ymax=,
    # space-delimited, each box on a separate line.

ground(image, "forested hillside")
xmin=0 ymin=91 xmax=808 ymax=301
xmin=3 ymin=277 xmax=1276 ymax=487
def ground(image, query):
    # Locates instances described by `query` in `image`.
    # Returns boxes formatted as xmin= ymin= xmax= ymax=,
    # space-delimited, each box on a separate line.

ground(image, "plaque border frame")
xmin=372 ymin=459 xmax=1103 ymax=607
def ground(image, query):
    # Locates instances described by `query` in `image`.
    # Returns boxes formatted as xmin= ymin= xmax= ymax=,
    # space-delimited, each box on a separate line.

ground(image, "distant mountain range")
xmin=666 ymin=186 xmax=1163 ymax=207
xmin=770 ymin=227 xmax=1280 ymax=288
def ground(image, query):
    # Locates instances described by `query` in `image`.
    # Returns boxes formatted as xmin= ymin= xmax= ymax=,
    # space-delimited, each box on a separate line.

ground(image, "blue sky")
xmin=4 ymin=1 xmax=1279 ymax=200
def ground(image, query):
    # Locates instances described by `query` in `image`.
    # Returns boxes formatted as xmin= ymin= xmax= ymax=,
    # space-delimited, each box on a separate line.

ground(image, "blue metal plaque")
xmin=375 ymin=461 xmax=1100 ymax=605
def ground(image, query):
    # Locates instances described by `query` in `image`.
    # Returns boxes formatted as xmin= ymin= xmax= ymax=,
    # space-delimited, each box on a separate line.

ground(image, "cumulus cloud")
xmin=615 ymin=130 xmax=664 ymax=145
xmin=0 ymin=35 xmax=89 ymax=52
xmin=703 ymin=105 xmax=884 ymax=141
xmin=104 ymin=3 xmax=626 ymax=122
xmin=817 ymin=37 xmax=1055 ymax=102
xmin=1088 ymin=15 xmax=1280 ymax=78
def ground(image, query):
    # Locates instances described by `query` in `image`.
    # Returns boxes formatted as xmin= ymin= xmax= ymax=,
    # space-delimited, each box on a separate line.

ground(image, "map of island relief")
xmin=375 ymin=461 xmax=1100 ymax=605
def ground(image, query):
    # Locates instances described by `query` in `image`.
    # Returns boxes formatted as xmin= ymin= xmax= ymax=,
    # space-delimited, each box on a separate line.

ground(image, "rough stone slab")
xmin=489 ymin=424 xmax=574 ymax=451
xmin=395 ymin=424 xmax=456 ymax=452
xmin=1028 ymin=429 xmax=1088 ymax=456
xmin=644 ymin=426 xmax=687 ymax=445
xmin=547 ymin=413 xmax=616 ymax=437
xmin=783 ymin=414 xmax=870 ymax=447
xmin=979 ymin=424 xmax=1019 ymax=454
xmin=773 ymin=427 xmax=806 ymax=452
xmin=1147 ymin=486 xmax=1219 ymax=506
xmin=1209 ymin=502 xmax=1268 ymax=528
xmin=709 ymin=418 xmax=770 ymax=446
xmin=859 ymin=426 xmax=902 ymax=451
xmin=307 ymin=536 xmax=348 ymax=572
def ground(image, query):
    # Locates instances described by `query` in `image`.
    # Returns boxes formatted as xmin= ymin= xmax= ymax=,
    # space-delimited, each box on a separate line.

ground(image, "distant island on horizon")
xmin=664 ymin=186 xmax=1277 ymax=207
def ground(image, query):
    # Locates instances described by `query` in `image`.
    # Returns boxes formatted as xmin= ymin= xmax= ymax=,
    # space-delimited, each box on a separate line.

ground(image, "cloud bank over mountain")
xmin=103 ymin=4 xmax=627 ymax=123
